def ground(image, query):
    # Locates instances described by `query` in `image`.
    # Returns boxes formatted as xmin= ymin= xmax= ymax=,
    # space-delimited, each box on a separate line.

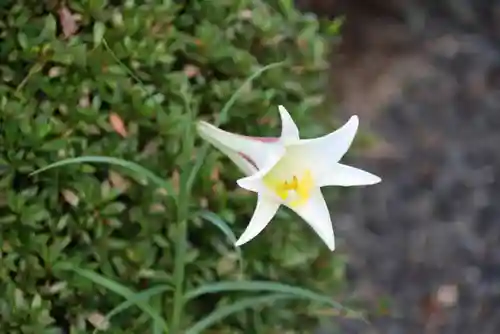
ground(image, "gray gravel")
xmin=300 ymin=2 xmax=500 ymax=333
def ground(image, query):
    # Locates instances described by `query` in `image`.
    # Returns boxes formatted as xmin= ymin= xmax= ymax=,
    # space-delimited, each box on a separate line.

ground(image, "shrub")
xmin=0 ymin=0 xmax=347 ymax=332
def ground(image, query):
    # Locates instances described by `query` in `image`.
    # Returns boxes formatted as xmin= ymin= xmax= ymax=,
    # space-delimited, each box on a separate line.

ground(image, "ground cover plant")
xmin=0 ymin=0 xmax=357 ymax=332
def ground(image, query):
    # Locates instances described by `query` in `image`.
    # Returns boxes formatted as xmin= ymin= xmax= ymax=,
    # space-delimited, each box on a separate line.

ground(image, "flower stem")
xmin=170 ymin=218 xmax=187 ymax=333
xmin=170 ymin=89 xmax=194 ymax=333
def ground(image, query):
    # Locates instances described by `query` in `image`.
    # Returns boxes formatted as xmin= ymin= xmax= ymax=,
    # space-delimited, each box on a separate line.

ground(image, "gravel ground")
xmin=307 ymin=5 xmax=500 ymax=334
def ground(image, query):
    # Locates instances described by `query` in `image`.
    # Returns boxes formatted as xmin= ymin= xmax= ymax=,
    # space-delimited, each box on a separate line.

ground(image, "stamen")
xmin=264 ymin=170 xmax=313 ymax=207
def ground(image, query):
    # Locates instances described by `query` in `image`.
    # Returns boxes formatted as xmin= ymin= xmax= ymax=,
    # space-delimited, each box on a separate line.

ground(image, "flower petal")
xmin=235 ymin=195 xmax=280 ymax=247
xmin=291 ymin=115 xmax=359 ymax=174
xmin=236 ymin=148 xmax=286 ymax=194
xmin=287 ymin=188 xmax=335 ymax=251
xmin=278 ymin=105 xmax=300 ymax=143
xmin=197 ymin=121 xmax=284 ymax=173
xmin=217 ymin=142 xmax=256 ymax=175
xmin=317 ymin=163 xmax=381 ymax=187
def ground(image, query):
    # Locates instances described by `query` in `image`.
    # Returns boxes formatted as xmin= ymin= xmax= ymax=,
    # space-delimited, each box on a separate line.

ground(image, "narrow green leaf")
xmin=197 ymin=210 xmax=237 ymax=244
xmin=56 ymin=263 xmax=169 ymax=332
xmin=30 ymin=156 xmax=175 ymax=199
xmin=185 ymin=294 xmax=292 ymax=334
xmin=104 ymin=285 xmax=172 ymax=320
xmin=103 ymin=38 xmax=146 ymax=88
xmin=183 ymin=280 xmax=353 ymax=315
xmin=196 ymin=210 xmax=243 ymax=272
xmin=187 ymin=61 xmax=286 ymax=191
xmin=216 ymin=62 xmax=285 ymax=126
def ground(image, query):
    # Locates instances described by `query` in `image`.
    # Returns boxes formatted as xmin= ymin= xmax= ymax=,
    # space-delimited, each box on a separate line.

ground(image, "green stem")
xmin=169 ymin=62 xmax=284 ymax=332
xmin=170 ymin=218 xmax=188 ymax=333
xmin=169 ymin=88 xmax=195 ymax=333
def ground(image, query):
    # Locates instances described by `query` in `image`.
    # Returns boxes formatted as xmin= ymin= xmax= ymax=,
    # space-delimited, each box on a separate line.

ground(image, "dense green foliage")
xmin=0 ymin=0 xmax=347 ymax=332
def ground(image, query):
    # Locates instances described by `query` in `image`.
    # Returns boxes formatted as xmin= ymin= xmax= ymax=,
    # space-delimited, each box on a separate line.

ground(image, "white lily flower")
xmin=197 ymin=105 xmax=381 ymax=251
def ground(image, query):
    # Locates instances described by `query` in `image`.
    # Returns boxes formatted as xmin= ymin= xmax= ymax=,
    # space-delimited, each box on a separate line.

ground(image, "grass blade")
xmin=185 ymin=293 xmax=292 ymax=334
xmin=30 ymin=156 xmax=175 ymax=197
xmin=57 ymin=263 xmax=169 ymax=332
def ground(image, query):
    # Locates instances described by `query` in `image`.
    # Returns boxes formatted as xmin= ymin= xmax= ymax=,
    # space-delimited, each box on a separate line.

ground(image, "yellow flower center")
xmin=264 ymin=170 xmax=314 ymax=207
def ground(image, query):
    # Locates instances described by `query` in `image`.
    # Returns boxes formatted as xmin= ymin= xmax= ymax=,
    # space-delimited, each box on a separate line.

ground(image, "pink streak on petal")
xmin=234 ymin=135 xmax=279 ymax=169
xmin=235 ymin=133 xmax=279 ymax=143
xmin=238 ymin=152 xmax=258 ymax=169
xmin=248 ymin=136 xmax=279 ymax=143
